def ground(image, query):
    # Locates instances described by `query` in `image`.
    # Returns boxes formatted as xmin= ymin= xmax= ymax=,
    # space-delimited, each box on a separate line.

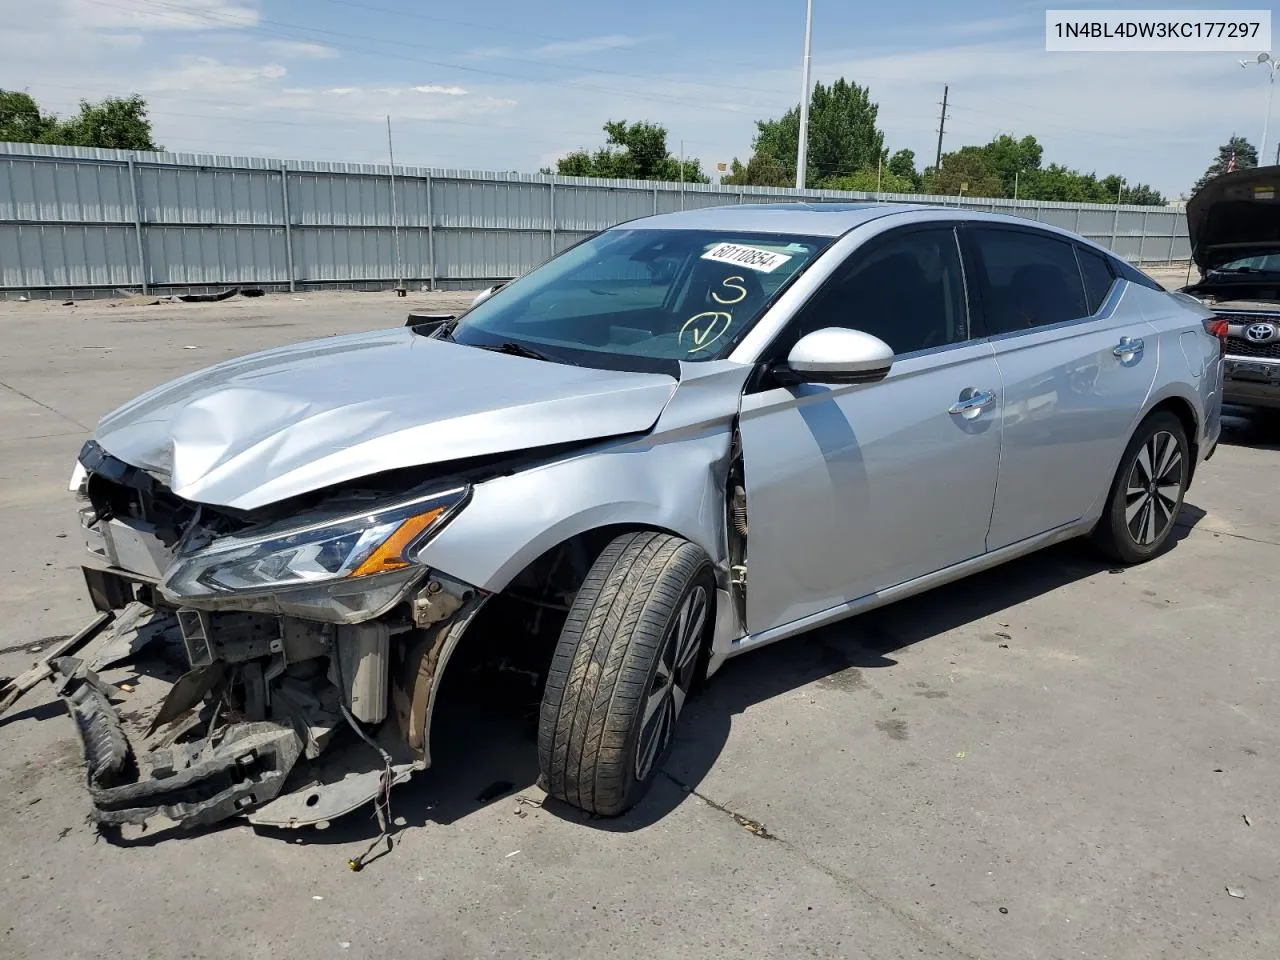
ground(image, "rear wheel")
xmin=1091 ymin=412 xmax=1189 ymax=564
xmin=538 ymin=532 xmax=714 ymax=817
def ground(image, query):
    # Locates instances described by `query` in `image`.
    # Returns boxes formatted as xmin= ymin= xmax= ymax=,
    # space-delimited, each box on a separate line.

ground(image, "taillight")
xmin=1203 ymin=318 xmax=1229 ymax=353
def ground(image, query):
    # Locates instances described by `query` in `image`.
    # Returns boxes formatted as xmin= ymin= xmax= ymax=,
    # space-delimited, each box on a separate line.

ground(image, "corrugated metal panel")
xmin=0 ymin=142 xmax=1195 ymax=293
xmin=144 ymin=227 xmax=287 ymax=284
xmin=292 ymin=174 xmax=393 ymax=227
xmin=433 ymin=229 xmax=551 ymax=279
xmin=0 ymin=224 xmax=139 ymax=287
xmin=553 ymin=185 xmax=652 ymax=230
xmin=139 ymin=166 xmax=283 ymax=225
xmin=0 ymin=158 xmax=133 ymax=223
xmin=293 ymin=227 xmax=429 ymax=281
xmin=433 ymin=180 xmax=548 ymax=230
xmin=1114 ymin=211 xmax=1149 ymax=237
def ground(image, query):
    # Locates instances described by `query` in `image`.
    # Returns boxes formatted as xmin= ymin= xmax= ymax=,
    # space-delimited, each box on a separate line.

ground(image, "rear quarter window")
xmin=1075 ymin=245 xmax=1116 ymax=314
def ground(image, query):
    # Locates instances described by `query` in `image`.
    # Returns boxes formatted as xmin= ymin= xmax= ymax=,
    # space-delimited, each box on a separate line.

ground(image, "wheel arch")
xmin=410 ymin=519 xmax=731 ymax=771
xmin=1144 ymin=391 xmax=1201 ymax=484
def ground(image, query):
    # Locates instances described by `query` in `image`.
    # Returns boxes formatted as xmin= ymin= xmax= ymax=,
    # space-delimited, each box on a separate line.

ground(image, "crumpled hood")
xmin=93 ymin=328 xmax=678 ymax=510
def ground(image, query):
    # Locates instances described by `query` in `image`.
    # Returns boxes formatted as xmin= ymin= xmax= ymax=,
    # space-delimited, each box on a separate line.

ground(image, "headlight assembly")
xmin=159 ymin=485 xmax=469 ymax=623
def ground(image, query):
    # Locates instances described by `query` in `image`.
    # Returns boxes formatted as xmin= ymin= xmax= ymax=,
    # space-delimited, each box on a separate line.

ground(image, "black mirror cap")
xmin=769 ymin=361 xmax=891 ymax=388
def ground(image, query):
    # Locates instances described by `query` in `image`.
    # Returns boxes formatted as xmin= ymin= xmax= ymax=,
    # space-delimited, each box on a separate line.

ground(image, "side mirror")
xmin=471 ymin=281 xmax=508 ymax=307
xmin=781 ymin=327 xmax=894 ymax=384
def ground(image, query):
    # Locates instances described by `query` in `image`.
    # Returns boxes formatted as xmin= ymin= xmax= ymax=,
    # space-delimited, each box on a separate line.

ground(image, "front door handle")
xmin=949 ymin=388 xmax=997 ymax=417
xmin=1113 ymin=336 xmax=1145 ymax=359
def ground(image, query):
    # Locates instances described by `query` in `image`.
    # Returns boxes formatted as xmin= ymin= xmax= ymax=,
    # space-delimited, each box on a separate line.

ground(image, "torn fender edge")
xmin=394 ymin=590 xmax=490 ymax=768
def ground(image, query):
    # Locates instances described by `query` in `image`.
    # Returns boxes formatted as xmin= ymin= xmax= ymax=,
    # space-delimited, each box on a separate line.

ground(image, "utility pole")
xmin=795 ymin=0 xmax=814 ymax=190
xmin=934 ymin=84 xmax=949 ymax=170
xmin=386 ymin=115 xmax=405 ymax=296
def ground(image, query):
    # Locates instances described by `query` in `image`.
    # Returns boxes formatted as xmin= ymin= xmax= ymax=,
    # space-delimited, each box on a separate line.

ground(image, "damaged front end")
xmin=38 ymin=441 xmax=489 ymax=833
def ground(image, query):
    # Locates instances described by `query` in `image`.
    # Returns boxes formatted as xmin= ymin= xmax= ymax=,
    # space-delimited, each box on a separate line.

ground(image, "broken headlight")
xmin=159 ymin=485 xmax=469 ymax=623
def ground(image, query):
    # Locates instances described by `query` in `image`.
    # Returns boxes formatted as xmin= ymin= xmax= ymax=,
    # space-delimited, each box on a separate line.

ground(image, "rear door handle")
xmin=1113 ymin=336 xmax=1144 ymax=359
xmin=949 ymin=388 xmax=996 ymax=416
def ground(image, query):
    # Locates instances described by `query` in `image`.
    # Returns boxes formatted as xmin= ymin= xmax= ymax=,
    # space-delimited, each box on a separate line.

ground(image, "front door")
xmin=737 ymin=225 xmax=1005 ymax=634
xmin=964 ymin=227 xmax=1159 ymax=550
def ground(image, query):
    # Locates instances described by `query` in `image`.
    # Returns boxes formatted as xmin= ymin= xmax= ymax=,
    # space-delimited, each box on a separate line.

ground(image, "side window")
xmin=1075 ymin=245 xmax=1115 ymax=314
xmin=970 ymin=228 xmax=1088 ymax=333
xmin=782 ymin=227 xmax=969 ymax=356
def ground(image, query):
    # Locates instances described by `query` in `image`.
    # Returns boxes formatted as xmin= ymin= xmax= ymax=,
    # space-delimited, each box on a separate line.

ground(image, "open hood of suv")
xmin=93 ymin=328 xmax=678 ymax=511
xmin=1187 ymin=166 xmax=1280 ymax=273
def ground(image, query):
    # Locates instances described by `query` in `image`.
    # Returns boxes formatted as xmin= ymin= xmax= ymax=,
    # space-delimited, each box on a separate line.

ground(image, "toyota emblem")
xmin=1244 ymin=322 xmax=1278 ymax=343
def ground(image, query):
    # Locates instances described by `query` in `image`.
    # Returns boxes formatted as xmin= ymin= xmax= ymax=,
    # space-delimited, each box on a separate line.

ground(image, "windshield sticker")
xmin=711 ymin=276 xmax=748 ymax=305
xmin=680 ymin=311 xmax=734 ymax=353
xmin=701 ymin=242 xmax=793 ymax=274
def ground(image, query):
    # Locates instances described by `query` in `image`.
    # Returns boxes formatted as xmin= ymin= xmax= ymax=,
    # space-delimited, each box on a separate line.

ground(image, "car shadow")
xmin=254 ymin=505 xmax=1209 ymax=851
xmin=1219 ymin=408 xmax=1280 ymax=450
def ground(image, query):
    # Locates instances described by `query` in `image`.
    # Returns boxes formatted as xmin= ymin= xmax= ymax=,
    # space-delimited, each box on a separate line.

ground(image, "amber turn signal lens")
xmin=351 ymin=508 xmax=445 ymax=578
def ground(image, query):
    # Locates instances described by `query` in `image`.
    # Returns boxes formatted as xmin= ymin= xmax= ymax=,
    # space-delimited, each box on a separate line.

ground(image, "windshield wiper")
xmin=479 ymin=340 xmax=564 ymax=363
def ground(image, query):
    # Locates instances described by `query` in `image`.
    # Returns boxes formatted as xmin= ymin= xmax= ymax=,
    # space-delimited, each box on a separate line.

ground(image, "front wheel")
xmin=1091 ymin=412 xmax=1189 ymax=564
xmin=537 ymin=532 xmax=714 ymax=817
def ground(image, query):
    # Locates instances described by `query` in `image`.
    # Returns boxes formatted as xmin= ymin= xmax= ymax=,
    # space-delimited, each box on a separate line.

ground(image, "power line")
xmin=97 ymin=0 xmax=784 ymax=118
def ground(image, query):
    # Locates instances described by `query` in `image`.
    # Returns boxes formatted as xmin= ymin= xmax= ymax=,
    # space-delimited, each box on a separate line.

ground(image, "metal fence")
xmin=0 ymin=142 xmax=1192 ymax=299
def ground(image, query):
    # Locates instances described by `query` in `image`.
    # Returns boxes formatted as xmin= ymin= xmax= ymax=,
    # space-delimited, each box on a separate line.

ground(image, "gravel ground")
xmin=0 ymin=286 xmax=1276 ymax=960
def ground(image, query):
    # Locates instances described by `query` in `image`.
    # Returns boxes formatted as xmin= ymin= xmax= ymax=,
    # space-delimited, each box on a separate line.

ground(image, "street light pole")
xmin=1240 ymin=52 xmax=1278 ymax=167
xmin=795 ymin=0 xmax=814 ymax=190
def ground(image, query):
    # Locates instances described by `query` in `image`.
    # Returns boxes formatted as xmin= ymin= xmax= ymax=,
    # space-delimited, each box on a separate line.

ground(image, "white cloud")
xmin=144 ymin=57 xmax=288 ymax=92
xmin=529 ymin=35 xmax=642 ymax=59
xmin=412 ymin=85 xmax=468 ymax=97
xmin=262 ymin=40 xmax=339 ymax=60
xmin=61 ymin=0 xmax=259 ymax=32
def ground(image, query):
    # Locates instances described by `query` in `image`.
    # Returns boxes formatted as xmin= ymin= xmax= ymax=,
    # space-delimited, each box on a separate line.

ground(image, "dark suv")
xmin=1182 ymin=166 xmax=1280 ymax=419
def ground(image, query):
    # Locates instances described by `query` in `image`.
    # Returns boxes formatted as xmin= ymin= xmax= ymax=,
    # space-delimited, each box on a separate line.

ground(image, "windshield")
xmin=445 ymin=228 xmax=832 ymax=370
xmin=1210 ymin=252 xmax=1280 ymax=274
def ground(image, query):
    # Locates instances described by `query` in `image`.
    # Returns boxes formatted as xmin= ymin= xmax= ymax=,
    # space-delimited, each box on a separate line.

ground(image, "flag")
xmin=1227 ymin=151 xmax=1237 ymax=173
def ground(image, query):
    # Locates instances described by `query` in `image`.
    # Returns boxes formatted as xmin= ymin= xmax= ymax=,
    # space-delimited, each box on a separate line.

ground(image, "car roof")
xmin=622 ymin=202 xmax=924 ymax=237
xmin=618 ymin=202 xmax=1100 ymax=244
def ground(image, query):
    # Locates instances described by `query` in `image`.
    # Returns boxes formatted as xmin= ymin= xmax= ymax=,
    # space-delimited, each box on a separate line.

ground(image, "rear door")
xmin=965 ymin=226 xmax=1157 ymax=549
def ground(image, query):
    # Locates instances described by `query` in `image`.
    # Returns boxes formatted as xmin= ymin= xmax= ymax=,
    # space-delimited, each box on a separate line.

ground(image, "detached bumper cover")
xmin=53 ymin=656 xmax=303 ymax=828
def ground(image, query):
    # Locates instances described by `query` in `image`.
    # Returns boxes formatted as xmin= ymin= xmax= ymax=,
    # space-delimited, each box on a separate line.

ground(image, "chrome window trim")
xmin=973 ymin=277 xmax=1129 ymax=347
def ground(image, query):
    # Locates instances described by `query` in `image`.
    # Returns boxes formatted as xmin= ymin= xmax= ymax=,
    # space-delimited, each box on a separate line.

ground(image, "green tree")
xmin=0 ymin=90 xmax=54 ymax=143
xmin=886 ymin=148 xmax=920 ymax=189
xmin=730 ymin=78 xmax=886 ymax=188
xmin=981 ymin=134 xmax=1043 ymax=196
xmin=930 ymin=146 xmax=1004 ymax=197
xmin=1192 ymin=135 xmax=1258 ymax=192
xmin=824 ymin=167 xmax=916 ymax=194
xmin=551 ymin=120 xmax=708 ymax=183
xmin=0 ymin=89 xmax=160 ymax=150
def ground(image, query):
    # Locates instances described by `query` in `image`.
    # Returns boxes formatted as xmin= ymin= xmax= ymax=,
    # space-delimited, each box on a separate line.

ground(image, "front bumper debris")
xmin=54 ymin=654 xmax=304 ymax=827
xmin=9 ymin=594 xmax=438 ymax=836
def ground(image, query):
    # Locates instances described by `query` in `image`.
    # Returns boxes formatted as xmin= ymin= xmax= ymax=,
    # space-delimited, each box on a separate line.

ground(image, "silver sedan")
xmin=31 ymin=203 xmax=1224 ymax=832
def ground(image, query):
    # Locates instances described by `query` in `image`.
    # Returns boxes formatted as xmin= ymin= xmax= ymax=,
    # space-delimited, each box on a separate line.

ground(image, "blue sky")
xmin=0 ymin=0 xmax=1275 ymax=197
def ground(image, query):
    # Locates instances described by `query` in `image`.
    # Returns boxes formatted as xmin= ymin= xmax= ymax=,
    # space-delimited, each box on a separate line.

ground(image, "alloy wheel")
xmin=1124 ymin=430 xmax=1184 ymax=546
xmin=634 ymin=585 xmax=708 ymax=781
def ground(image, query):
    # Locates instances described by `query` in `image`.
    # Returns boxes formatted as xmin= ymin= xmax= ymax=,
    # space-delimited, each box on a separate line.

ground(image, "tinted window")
xmin=780 ymin=227 xmax=969 ymax=356
xmin=1076 ymin=245 xmax=1115 ymax=314
xmin=971 ymin=228 xmax=1088 ymax=333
